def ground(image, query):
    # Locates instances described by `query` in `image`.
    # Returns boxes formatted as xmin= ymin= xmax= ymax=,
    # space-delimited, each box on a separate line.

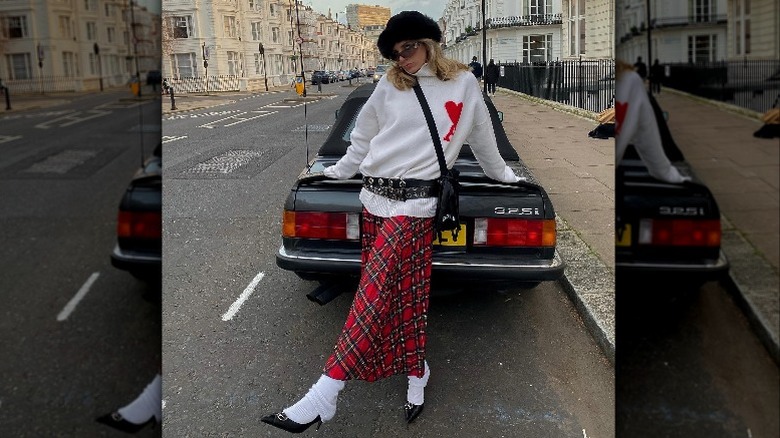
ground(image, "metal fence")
xmin=662 ymin=60 xmax=780 ymax=113
xmin=496 ymin=59 xmax=615 ymax=113
xmin=1 ymin=76 xmax=81 ymax=93
xmin=165 ymin=75 xmax=241 ymax=93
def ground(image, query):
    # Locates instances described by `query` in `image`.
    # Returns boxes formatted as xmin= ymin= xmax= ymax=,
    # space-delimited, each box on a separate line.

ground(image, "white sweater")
xmin=615 ymin=71 xmax=689 ymax=183
xmin=323 ymin=64 xmax=519 ymax=218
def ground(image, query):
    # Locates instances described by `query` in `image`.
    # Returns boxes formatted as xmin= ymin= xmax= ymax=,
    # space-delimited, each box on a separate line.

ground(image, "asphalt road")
xmin=161 ymin=82 xmax=615 ymax=436
xmin=0 ymin=91 xmax=162 ymax=436
xmin=617 ymin=280 xmax=780 ymax=437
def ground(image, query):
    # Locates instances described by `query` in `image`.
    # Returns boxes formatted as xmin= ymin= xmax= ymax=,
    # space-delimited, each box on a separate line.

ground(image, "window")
xmin=690 ymin=0 xmax=713 ymax=22
xmin=123 ymin=30 xmax=129 ymax=45
xmin=528 ymin=0 xmax=552 ymax=17
xmin=272 ymin=27 xmax=280 ymax=43
xmin=171 ymin=53 xmax=197 ymax=78
xmin=5 ymin=53 xmax=32 ymax=79
xmin=522 ymin=34 xmax=553 ymax=63
xmin=251 ymin=22 xmax=262 ymax=40
xmin=688 ymin=34 xmax=717 ymax=63
xmin=227 ymin=51 xmax=240 ymax=75
xmin=4 ymin=16 xmax=28 ymax=39
xmin=735 ymin=0 xmax=751 ymax=55
xmin=569 ymin=1 xmax=585 ymax=56
xmin=84 ymin=0 xmax=97 ymax=11
xmin=249 ymin=0 xmax=260 ymax=11
xmin=171 ymin=16 xmax=194 ymax=38
xmin=288 ymin=31 xmax=294 ymax=46
xmin=59 ymin=16 xmax=72 ymax=39
xmin=89 ymin=53 xmax=97 ymax=75
xmin=86 ymin=22 xmax=97 ymax=40
xmin=254 ymin=53 xmax=262 ymax=74
xmin=104 ymin=3 xmax=111 ymax=17
xmin=107 ymin=27 xmax=115 ymax=43
xmin=63 ymin=52 xmax=76 ymax=77
xmin=270 ymin=4 xmax=277 ymax=17
xmin=224 ymin=16 xmax=236 ymax=38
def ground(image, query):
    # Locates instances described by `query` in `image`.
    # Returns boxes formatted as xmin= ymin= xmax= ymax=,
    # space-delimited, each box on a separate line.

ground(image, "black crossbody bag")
xmin=412 ymin=83 xmax=461 ymax=241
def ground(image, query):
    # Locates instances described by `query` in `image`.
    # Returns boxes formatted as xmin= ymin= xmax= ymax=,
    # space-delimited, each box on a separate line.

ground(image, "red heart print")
xmin=443 ymin=101 xmax=463 ymax=141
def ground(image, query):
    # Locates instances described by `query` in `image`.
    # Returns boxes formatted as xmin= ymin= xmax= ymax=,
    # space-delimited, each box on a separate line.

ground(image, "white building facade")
xmin=161 ymin=0 xmax=380 ymax=92
xmin=0 ymin=0 xmax=158 ymax=92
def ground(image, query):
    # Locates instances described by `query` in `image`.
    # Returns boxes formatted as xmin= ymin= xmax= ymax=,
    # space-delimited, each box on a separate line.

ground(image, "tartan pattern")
xmin=323 ymin=210 xmax=434 ymax=381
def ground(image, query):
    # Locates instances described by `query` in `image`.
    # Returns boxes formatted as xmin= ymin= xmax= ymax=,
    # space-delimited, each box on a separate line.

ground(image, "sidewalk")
xmin=492 ymin=91 xmax=616 ymax=362
xmin=656 ymin=88 xmax=779 ymax=362
xmin=1 ymin=84 xmax=158 ymax=113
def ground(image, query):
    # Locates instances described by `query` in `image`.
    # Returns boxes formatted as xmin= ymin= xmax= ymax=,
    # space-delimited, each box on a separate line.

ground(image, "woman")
xmin=262 ymin=11 xmax=519 ymax=433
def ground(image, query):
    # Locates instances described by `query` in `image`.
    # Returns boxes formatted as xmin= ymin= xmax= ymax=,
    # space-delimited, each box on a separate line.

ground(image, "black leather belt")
xmin=362 ymin=176 xmax=438 ymax=201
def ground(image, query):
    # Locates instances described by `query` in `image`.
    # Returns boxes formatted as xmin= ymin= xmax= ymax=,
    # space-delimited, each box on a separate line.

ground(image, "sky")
xmin=307 ymin=0 xmax=448 ymax=23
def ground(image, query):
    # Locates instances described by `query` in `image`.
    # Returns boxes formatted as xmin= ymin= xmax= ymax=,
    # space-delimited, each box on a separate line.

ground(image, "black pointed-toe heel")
xmin=403 ymin=402 xmax=424 ymax=424
xmin=96 ymin=411 xmax=155 ymax=434
xmin=261 ymin=412 xmax=322 ymax=434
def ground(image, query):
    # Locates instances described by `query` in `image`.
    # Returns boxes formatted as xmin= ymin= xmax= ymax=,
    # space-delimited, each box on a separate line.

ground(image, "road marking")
xmin=57 ymin=272 xmax=100 ymax=321
xmin=222 ymin=272 xmax=265 ymax=321
xmin=223 ymin=111 xmax=277 ymax=126
xmin=198 ymin=111 xmax=277 ymax=129
xmin=162 ymin=135 xmax=188 ymax=143
xmin=22 ymin=149 xmax=98 ymax=174
xmin=35 ymin=109 xmax=111 ymax=129
xmin=0 ymin=135 xmax=22 ymax=144
xmin=747 ymin=428 xmax=752 ymax=437
xmin=582 ymin=429 xmax=587 ymax=438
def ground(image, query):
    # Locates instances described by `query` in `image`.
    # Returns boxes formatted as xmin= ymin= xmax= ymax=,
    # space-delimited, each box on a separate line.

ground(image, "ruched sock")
xmin=283 ymin=374 xmax=345 ymax=423
xmin=117 ymin=373 xmax=162 ymax=424
xmin=407 ymin=361 xmax=430 ymax=405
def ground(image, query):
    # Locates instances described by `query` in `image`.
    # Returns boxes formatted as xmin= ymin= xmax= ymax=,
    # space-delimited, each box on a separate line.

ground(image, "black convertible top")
xmin=317 ymin=83 xmax=520 ymax=161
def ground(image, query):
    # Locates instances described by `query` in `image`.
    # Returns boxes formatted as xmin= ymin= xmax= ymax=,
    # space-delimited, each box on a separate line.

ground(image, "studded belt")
xmin=362 ymin=176 xmax=438 ymax=201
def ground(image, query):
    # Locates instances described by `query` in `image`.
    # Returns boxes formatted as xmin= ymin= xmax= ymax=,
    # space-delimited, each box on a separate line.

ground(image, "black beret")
xmin=377 ymin=11 xmax=442 ymax=60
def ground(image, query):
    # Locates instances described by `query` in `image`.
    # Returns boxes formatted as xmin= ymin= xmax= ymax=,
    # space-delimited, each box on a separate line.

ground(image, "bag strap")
xmin=412 ymin=83 xmax=448 ymax=177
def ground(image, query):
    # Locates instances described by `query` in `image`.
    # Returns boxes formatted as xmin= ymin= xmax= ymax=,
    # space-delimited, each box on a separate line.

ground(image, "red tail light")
xmin=474 ymin=218 xmax=556 ymax=247
xmin=639 ymin=218 xmax=721 ymax=247
xmin=117 ymin=211 xmax=161 ymax=239
xmin=282 ymin=211 xmax=360 ymax=240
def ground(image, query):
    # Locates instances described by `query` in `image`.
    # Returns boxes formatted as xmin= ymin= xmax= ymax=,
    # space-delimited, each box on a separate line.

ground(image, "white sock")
xmin=283 ymin=374 xmax=345 ymax=423
xmin=117 ymin=374 xmax=162 ymax=424
xmin=407 ymin=361 xmax=430 ymax=405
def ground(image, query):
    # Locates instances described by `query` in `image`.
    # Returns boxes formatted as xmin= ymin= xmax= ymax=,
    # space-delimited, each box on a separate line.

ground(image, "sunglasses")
xmin=391 ymin=42 xmax=420 ymax=61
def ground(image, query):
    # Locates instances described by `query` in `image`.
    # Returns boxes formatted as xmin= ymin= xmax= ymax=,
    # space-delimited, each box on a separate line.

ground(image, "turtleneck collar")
xmin=409 ymin=63 xmax=436 ymax=78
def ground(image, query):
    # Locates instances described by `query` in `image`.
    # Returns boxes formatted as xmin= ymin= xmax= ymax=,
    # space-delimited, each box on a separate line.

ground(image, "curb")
xmin=555 ymin=216 xmax=616 ymax=364
xmin=498 ymin=88 xmax=601 ymax=122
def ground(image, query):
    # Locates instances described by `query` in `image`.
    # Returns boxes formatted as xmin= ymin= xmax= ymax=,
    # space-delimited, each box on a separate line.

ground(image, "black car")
xmin=616 ymin=94 xmax=728 ymax=286
xmin=110 ymin=143 xmax=162 ymax=283
xmin=311 ymin=70 xmax=329 ymax=85
xmin=276 ymin=84 xmax=564 ymax=296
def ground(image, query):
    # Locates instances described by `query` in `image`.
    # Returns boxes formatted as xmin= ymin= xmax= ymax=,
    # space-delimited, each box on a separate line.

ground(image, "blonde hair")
xmin=386 ymin=39 xmax=469 ymax=90
xmin=616 ymin=59 xmax=636 ymax=80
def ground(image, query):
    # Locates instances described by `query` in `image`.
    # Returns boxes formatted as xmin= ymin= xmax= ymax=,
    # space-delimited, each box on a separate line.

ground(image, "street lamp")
xmin=37 ymin=44 xmax=44 ymax=94
xmin=481 ymin=0 xmax=487 ymax=94
xmin=202 ymin=41 xmax=210 ymax=95
xmin=259 ymin=43 xmax=268 ymax=91
xmin=128 ymin=0 xmax=141 ymax=97
xmin=94 ymin=43 xmax=103 ymax=91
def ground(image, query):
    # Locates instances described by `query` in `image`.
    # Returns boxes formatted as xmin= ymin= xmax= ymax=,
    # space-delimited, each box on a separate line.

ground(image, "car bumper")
xmin=616 ymin=249 xmax=729 ymax=278
xmin=110 ymin=244 xmax=161 ymax=273
xmin=276 ymin=245 xmax=565 ymax=281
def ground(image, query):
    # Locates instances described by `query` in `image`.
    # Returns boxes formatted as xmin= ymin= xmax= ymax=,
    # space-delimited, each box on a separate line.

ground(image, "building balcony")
xmin=652 ymin=14 xmax=727 ymax=28
xmin=486 ymin=14 xmax=563 ymax=30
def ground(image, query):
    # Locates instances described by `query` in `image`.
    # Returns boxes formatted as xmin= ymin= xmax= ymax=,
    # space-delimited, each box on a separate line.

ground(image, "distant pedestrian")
xmin=469 ymin=56 xmax=483 ymax=80
xmin=649 ymin=59 xmax=663 ymax=94
xmin=634 ymin=56 xmax=648 ymax=80
xmin=485 ymin=59 xmax=499 ymax=95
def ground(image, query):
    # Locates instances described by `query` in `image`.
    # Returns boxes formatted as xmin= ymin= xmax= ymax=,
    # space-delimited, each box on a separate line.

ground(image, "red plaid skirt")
xmin=323 ymin=210 xmax=434 ymax=381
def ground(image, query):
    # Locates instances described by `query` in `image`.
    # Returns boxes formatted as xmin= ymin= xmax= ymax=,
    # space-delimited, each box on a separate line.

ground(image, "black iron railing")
xmin=662 ymin=60 xmax=780 ymax=112
xmin=487 ymin=14 xmax=563 ymax=29
xmin=496 ymin=59 xmax=615 ymax=113
xmin=166 ymin=75 xmax=241 ymax=93
xmin=2 ymin=76 xmax=81 ymax=93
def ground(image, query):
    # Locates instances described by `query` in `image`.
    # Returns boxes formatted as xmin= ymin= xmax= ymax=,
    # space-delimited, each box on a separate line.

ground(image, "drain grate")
xmin=184 ymin=149 xmax=265 ymax=174
xmin=22 ymin=149 xmax=98 ymax=174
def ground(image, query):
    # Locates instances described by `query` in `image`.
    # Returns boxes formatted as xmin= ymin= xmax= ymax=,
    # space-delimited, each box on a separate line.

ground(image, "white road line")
xmin=0 ymin=135 xmax=22 ymax=144
xmin=162 ymin=135 xmax=188 ymax=143
xmin=222 ymin=272 xmax=265 ymax=321
xmin=582 ymin=429 xmax=587 ymax=438
xmin=223 ymin=111 xmax=278 ymax=126
xmin=57 ymin=272 xmax=100 ymax=321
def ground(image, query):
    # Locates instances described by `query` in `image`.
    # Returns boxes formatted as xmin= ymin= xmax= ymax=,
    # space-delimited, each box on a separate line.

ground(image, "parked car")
xmin=276 ymin=84 xmax=564 ymax=299
xmin=372 ymin=65 xmax=388 ymax=83
xmin=327 ymin=71 xmax=339 ymax=83
xmin=616 ymin=94 xmax=728 ymax=287
xmin=111 ymin=143 xmax=162 ymax=284
xmin=311 ymin=70 xmax=329 ymax=85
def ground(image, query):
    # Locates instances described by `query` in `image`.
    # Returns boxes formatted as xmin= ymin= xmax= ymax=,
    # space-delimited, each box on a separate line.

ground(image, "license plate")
xmin=616 ymin=223 xmax=631 ymax=247
xmin=433 ymin=225 xmax=467 ymax=247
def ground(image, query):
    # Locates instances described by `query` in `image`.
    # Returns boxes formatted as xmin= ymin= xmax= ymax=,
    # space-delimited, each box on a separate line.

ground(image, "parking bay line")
xmin=57 ymin=272 xmax=100 ymax=321
xmin=222 ymin=271 xmax=265 ymax=321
